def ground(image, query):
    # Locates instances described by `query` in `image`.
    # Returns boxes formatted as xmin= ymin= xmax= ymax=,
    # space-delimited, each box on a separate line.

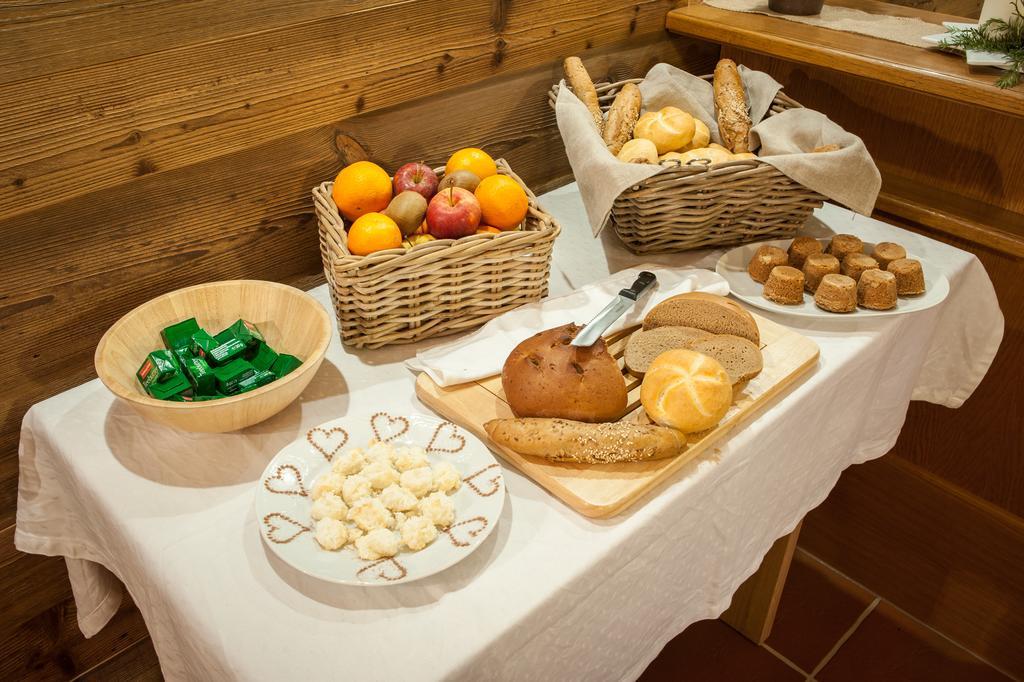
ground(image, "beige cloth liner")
xmin=703 ymin=0 xmax=943 ymax=48
xmin=555 ymin=62 xmax=881 ymax=236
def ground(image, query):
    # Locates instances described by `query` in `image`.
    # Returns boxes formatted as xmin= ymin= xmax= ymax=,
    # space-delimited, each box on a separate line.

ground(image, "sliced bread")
xmin=686 ymin=334 xmax=763 ymax=384
xmin=624 ymin=326 xmax=712 ymax=375
xmin=642 ymin=292 xmax=760 ymax=345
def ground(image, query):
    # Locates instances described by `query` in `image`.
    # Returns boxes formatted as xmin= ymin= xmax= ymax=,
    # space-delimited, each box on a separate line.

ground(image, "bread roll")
xmin=633 ymin=107 xmax=696 ymax=154
xmin=502 ymin=323 xmax=627 ymax=423
xmin=563 ymin=57 xmax=604 ymax=135
xmin=603 ymin=83 xmax=641 ymax=156
xmin=678 ymin=119 xmax=711 ymax=152
xmin=674 ymin=147 xmax=733 ymax=166
xmin=713 ymin=59 xmax=751 ymax=154
xmin=643 ymin=292 xmax=760 ymax=345
xmin=484 ymin=418 xmax=684 ymax=464
xmin=641 ymin=349 xmax=733 ymax=433
xmin=618 ymin=138 xmax=658 ymax=164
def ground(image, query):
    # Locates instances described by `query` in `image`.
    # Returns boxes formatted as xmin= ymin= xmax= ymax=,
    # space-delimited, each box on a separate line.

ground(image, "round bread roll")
xmin=633 ymin=107 xmax=696 ymax=154
xmin=502 ymin=323 xmax=627 ymax=423
xmin=640 ymin=349 xmax=732 ymax=433
xmin=677 ymin=147 xmax=733 ymax=166
xmin=678 ymin=119 xmax=711 ymax=152
xmin=617 ymin=138 xmax=658 ymax=164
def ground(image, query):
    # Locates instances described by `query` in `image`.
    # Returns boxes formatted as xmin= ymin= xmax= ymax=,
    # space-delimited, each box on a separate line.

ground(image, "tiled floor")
xmin=640 ymin=549 xmax=1012 ymax=681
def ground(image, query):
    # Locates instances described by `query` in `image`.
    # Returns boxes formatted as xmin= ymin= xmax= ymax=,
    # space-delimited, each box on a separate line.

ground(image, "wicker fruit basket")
xmin=549 ymin=76 xmax=825 ymax=254
xmin=313 ymin=159 xmax=559 ymax=349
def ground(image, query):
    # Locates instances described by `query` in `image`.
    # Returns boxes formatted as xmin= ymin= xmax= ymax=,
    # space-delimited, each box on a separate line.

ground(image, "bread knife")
xmin=571 ymin=271 xmax=657 ymax=347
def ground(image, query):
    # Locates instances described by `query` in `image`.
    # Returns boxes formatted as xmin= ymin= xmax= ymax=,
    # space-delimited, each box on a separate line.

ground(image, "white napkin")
xmin=406 ymin=266 xmax=729 ymax=386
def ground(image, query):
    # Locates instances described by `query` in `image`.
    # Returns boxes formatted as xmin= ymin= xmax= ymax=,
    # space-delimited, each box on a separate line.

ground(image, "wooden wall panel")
xmin=0 ymin=1 xmax=720 ymax=675
xmin=0 ymin=0 xmax=675 ymax=222
xmin=724 ymin=49 xmax=1024 ymax=218
xmin=801 ymin=456 xmax=1024 ymax=678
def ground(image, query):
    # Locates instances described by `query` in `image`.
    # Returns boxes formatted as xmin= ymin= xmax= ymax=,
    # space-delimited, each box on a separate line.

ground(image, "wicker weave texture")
xmin=314 ymin=159 xmax=559 ymax=349
xmin=550 ymin=76 xmax=825 ymax=254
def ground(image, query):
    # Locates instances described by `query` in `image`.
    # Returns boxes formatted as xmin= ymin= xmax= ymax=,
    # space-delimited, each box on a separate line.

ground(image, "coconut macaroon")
xmin=814 ymin=274 xmax=858 ymax=313
xmin=802 ymin=254 xmax=840 ymax=293
xmin=825 ymin=234 xmax=864 ymax=264
xmin=872 ymin=242 xmax=907 ymax=269
xmin=747 ymin=245 xmax=789 ymax=283
xmin=787 ymin=236 xmax=823 ymax=270
xmin=841 ymin=253 xmax=879 ymax=282
xmin=314 ymin=518 xmax=349 ymax=551
xmin=858 ymin=269 xmax=898 ymax=310
xmin=763 ymin=266 xmax=805 ymax=305
xmin=887 ymin=258 xmax=926 ymax=295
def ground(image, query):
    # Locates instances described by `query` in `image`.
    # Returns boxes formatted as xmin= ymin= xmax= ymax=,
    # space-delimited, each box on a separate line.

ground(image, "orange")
xmin=474 ymin=175 xmax=528 ymax=230
xmin=347 ymin=212 xmax=402 ymax=256
xmin=332 ymin=161 xmax=393 ymax=222
xmin=445 ymin=148 xmax=497 ymax=181
xmin=476 ymin=226 xmax=501 ymax=234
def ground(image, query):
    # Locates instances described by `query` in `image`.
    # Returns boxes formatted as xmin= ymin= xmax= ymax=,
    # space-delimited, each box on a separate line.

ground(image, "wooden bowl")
xmin=95 ymin=280 xmax=332 ymax=433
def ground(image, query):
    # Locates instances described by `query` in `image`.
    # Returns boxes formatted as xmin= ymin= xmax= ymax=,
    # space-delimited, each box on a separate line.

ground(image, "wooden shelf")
xmin=876 ymin=172 xmax=1024 ymax=258
xmin=666 ymin=0 xmax=1024 ymax=117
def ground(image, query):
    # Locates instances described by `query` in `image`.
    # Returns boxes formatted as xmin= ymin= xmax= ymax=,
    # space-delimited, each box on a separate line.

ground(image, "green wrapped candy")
xmin=148 ymin=373 xmax=192 ymax=400
xmin=249 ymin=342 xmax=279 ymax=371
xmin=213 ymin=359 xmax=257 ymax=395
xmin=137 ymin=350 xmax=180 ymax=389
xmin=176 ymin=348 xmax=217 ymax=395
xmin=214 ymin=328 xmax=235 ymax=344
xmin=161 ymin=318 xmax=201 ymax=350
xmin=190 ymin=330 xmax=218 ymax=360
xmin=236 ymin=369 xmax=276 ymax=393
xmin=209 ymin=337 xmax=247 ymax=366
xmin=226 ymin=319 xmax=265 ymax=348
xmin=270 ymin=354 xmax=302 ymax=378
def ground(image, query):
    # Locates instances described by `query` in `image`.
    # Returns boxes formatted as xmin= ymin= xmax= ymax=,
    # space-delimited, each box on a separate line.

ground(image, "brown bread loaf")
xmin=713 ymin=59 xmax=751 ymax=154
xmin=484 ymin=418 xmax=684 ymax=464
xmin=603 ymin=83 xmax=642 ymax=155
xmin=501 ymin=323 xmax=627 ymax=423
xmin=563 ymin=56 xmax=604 ymax=135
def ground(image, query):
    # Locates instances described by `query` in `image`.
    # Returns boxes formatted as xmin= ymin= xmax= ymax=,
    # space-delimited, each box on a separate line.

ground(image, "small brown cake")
xmin=787 ymin=236 xmax=823 ymax=270
xmin=802 ymin=253 xmax=840 ymax=293
xmin=814 ymin=274 xmax=858 ymax=313
xmin=747 ymin=245 xmax=789 ymax=283
xmin=763 ymin=266 xmax=805 ymax=305
xmin=841 ymin=253 xmax=879 ymax=282
xmin=887 ymin=258 xmax=926 ymax=295
xmin=872 ymin=242 xmax=907 ymax=269
xmin=857 ymin=269 xmax=898 ymax=310
xmin=825 ymin=234 xmax=864 ymax=264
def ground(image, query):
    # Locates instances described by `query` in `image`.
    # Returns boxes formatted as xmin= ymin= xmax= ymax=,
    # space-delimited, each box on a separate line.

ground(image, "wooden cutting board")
xmin=415 ymin=313 xmax=819 ymax=518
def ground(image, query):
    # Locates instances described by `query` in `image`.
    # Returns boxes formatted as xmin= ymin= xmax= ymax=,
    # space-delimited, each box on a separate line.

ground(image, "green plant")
xmin=940 ymin=0 xmax=1024 ymax=88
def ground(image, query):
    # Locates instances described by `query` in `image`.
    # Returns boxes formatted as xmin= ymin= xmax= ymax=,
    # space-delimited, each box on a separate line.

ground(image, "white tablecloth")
xmin=16 ymin=186 xmax=1002 ymax=681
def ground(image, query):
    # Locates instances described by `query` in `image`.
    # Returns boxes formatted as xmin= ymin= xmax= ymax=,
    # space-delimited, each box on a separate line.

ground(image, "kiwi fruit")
xmin=384 ymin=191 xmax=428 ymax=236
xmin=438 ymin=170 xmax=481 ymax=193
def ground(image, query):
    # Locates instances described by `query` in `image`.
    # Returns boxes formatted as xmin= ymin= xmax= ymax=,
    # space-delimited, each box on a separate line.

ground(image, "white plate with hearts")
xmin=257 ymin=410 xmax=505 ymax=586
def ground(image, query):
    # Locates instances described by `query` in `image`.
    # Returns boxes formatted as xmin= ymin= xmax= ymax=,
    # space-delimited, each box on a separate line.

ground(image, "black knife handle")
xmin=618 ymin=271 xmax=657 ymax=301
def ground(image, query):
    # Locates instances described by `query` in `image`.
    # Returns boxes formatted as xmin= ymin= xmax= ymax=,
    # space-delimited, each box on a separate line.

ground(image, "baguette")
xmin=602 ymin=83 xmax=642 ymax=155
xmin=484 ymin=417 xmax=685 ymax=464
xmin=563 ymin=56 xmax=604 ymax=135
xmin=713 ymin=59 xmax=751 ymax=154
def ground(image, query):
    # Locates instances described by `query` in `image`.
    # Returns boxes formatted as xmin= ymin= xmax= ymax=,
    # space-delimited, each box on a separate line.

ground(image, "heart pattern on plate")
xmin=442 ymin=516 xmax=489 ymax=547
xmin=356 ymin=557 xmax=408 ymax=582
xmin=426 ymin=421 xmax=466 ymax=454
xmin=262 ymin=513 xmax=311 ymax=544
xmin=263 ymin=464 xmax=308 ymax=497
xmin=307 ymin=427 xmax=349 ymax=462
xmin=370 ymin=412 xmax=410 ymax=443
xmin=463 ymin=463 xmax=502 ymax=497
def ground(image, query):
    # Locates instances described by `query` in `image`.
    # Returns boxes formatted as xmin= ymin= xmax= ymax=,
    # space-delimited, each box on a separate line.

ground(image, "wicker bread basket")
xmin=314 ymin=159 xmax=559 ymax=349
xmin=549 ymin=76 xmax=825 ymax=254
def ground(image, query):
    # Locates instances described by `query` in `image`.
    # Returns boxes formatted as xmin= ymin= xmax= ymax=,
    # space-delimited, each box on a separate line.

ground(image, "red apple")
xmin=393 ymin=162 xmax=439 ymax=201
xmin=427 ymin=187 xmax=481 ymax=239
